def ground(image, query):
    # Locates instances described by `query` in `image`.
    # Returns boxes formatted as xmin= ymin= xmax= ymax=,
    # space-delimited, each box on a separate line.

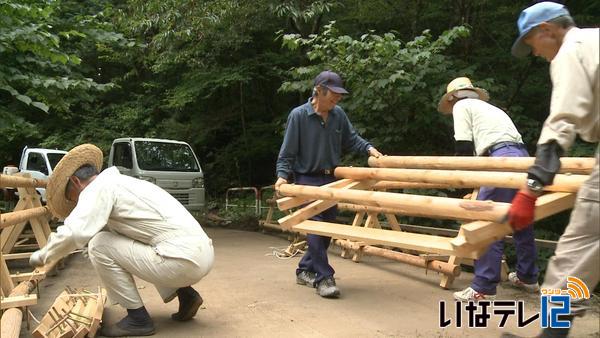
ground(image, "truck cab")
xmin=108 ymin=138 xmax=205 ymax=211
xmin=18 ymin=147 xmax=68 ymax=202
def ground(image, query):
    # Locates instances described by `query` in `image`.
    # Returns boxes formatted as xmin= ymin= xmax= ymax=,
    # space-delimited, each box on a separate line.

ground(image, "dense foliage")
xmin=2 ymin=0 xmax=598 ymax=196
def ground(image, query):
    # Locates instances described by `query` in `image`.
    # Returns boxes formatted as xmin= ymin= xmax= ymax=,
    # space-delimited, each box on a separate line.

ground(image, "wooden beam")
xmin=277 ymin=181 xmax=367 ymax=230
xmin=10 ymin=272 xmax=46 ymax=282
xmin=0 ymin=294 xmax=38 ymax=309
xmin=276 ymin=179 xmax=354 ymax=210
xmin=334 ymin=239 xmax=460 ymax=276
xmin=0 ymin=174 xmax=47 ymax=188
xmin=459 ymin=192 xmax=576 ymax=246
xmin=368 ymin=156 xmax=595 ymax=174
xmin=3 ymin=252 xmax=32 ymax=260
xmin=373 ymin=181 xmax=452 ymax=190
xmin=335 ymin=167 xmax=586 ymax=193
xmin=279 ymin=184 xmax=510 ymax=222
xmin=1 ymin=206 xmax=50 ymax=229
xmin=293 ymin=220 xmax=480 ymax=259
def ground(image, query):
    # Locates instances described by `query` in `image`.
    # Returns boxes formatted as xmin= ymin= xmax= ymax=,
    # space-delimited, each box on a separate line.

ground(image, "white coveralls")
xmin=35 ymin=166 xmax=214 ymax=308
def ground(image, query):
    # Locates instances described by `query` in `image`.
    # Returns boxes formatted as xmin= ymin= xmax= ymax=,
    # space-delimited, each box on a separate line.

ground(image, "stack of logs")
xmin=274 ymin=156 xmax=593 ymax=288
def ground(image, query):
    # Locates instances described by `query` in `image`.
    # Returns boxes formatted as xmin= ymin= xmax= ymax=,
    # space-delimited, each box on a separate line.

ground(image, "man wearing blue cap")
xmin=507 ymin=2 xmax=599 ymax=336
xmin=275 ymin=70 xmax=382 ymax=298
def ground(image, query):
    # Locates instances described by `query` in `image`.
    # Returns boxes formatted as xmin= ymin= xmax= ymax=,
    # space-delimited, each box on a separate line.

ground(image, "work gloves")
xmin=507 ymin=189 xmax=538 ymax=231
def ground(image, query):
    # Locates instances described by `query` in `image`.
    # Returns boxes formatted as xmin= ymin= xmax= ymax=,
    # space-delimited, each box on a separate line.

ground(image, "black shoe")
xmin=316 ymin=277 xmax=340 ymax=298
xmin=100 ymin=315 xmax=155 ymax=337
xmin=538 ymin=326 xmax=571 ymax=338
xmin=171 ymin=286 xmax=204 ymax=321
xmin=296 ymin=271 xmax=316 ymax=287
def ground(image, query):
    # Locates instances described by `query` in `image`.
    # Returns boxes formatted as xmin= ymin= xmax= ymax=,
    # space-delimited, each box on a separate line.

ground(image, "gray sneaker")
xmin=316 ymin=277 xmax=340 ymax=298
xmin=296 ymin=270 xmax=316 ymax=287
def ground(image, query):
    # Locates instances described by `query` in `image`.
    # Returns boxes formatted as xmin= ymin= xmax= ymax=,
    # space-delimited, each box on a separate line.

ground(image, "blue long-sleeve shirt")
xmin=276 ymin=99 xmax=372 ymax=180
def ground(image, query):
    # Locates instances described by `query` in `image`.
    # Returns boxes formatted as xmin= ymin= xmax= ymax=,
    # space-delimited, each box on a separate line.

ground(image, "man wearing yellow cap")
xmin=29 ymin=144 xmax=214 ymax=337
xmin=438 ymin=77 xmax=539 ymax=302
xmin=506 ymin=2 xmax=599 ymax=336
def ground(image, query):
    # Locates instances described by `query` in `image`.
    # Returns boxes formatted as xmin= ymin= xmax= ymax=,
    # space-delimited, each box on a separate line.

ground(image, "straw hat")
xmin=47 ymin=144 xmax=103 ymax=219
xmin=437 ymin=77 xmax=489 ymax=114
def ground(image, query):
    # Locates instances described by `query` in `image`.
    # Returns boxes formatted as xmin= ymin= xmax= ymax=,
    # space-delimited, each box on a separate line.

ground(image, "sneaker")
xmin=316 ymin=277 xmax=340 ymax=298
xmin=508 ymin=272 xmax=540 ymax=293
xmin=453 ymin=287 xmax=496 ymax=302
xmin=296 ymin=270 xmax=316 ymax=287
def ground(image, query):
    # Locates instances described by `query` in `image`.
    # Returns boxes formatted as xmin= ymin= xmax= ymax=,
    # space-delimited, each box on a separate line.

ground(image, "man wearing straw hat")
xmin=438 ymin=77 xmax=540 ymax=302
xmin=506 ymin=2 xmax=599 ymax=336
xmin=28 ymin=144 xmax=214 ymax=337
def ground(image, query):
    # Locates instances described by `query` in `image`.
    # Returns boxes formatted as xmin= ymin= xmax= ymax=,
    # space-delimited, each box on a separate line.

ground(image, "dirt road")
xmin=25 ymin=227 xmax=599 ymax=337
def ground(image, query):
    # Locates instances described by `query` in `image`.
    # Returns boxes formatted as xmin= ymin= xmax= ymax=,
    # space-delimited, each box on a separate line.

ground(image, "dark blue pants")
xmin=471 ymin=144 xmax=539 ymax=295
xmin=294 ymin=173 xmax=337 ymax=284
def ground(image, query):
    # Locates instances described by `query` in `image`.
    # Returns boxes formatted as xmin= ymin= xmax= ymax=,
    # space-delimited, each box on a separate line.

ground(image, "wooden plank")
xmin=460 ymin=192 xmax=576 ymax=246
xmin=335 ymin=167 xmax=587 ymax=193
xmin=1 ymin=252 xmax=14 ymax=295
xmin=276 ymin=179 xmax=354 ymax=210
xmin=278 ymin=181 xmax=368 ymax=230
xmin=0 ymin=294 xmax=38 ymax=309
xmin=367 ymin=156 xmax=595 ymax=174
xmin=292 ymin=220 xmax=479 ymax=259
xmin=10 ymin=272 xmax=46 ymax=282
xmin=440 ymin=256 xmax=462 ymax=289
xmin=279 ymin=184 xmax=510 ymax=222
xmin=3 ymin=252 xmax=32 ymax=260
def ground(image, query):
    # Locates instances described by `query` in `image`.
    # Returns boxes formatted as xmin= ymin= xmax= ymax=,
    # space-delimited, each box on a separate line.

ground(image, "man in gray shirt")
xmin=275 ymin=70 xmax=382 ymax=298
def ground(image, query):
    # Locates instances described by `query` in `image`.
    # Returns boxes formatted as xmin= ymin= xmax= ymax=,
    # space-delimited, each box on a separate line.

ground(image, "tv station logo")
xmin=439 ymin=276 xmax=590 ymax=329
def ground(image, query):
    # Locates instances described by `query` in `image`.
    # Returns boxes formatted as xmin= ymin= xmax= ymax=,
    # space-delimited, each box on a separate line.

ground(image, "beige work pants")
xmin=542 ymin=158 xmax=599 ymax=313
xmin=87 ymin=231 xmax=214 ymax=309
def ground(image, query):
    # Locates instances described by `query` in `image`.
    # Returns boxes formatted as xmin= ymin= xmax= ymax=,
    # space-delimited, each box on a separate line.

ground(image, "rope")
xmin=265 ymin=246 xmax=305 ymax=260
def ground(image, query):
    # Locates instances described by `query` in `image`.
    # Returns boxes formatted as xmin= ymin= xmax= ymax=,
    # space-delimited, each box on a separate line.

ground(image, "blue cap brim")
xmin=511 ymin=29 xmax=533 ymax=58
xmin=327 ymin=86 xmax=349 ymax=94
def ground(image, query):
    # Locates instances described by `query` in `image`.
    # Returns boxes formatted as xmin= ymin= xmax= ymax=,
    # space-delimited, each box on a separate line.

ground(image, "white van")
xmin=18 ymin=147 xmax=67 ymax=202
xmin=108 ymin=138 xmax=205 ymax=211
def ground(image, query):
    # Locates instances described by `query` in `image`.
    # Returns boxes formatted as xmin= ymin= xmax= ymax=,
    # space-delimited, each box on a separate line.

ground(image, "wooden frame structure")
xmin=1 ymin=173 xmax=64 ymax=338
xmin=275 ymin=156 xmax=592 ymax=288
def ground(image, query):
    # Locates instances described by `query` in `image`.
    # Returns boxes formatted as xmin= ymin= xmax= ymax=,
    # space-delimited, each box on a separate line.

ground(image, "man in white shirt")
xmin=507 ymin=2 xmax=599 ymax=337
xmin=29 ymin=144 xmax=214 ymax=337
xmin=438 ymin=77 xmax=539 ymax=302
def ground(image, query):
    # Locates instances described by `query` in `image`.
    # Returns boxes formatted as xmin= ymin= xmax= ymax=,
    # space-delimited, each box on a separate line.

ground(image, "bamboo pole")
xmin=368 ymin=156 xmax=595 ymax=174
xmin=334 ymin=239 xmax=460 ymax=276
xmin=335 ymin=167 xmax=586 ymax=193
xmin=0 ymin=174 xmax=47 ymax=188
xmin=1 ymin=206 xmax=50 ymax=229
xmin=279 ymin=184 xmax=508 ymax=222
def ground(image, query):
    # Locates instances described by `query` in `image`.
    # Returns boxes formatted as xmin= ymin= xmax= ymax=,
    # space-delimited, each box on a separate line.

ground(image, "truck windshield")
xmin=47 ymin=153 xmax=66 ymax=170
xmin=134 ymin=141 xmax=199 ymax=172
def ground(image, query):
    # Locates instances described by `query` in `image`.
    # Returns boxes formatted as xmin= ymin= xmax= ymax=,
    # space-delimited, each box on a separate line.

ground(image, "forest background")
xmin=2 ymin=0 xmax=599 ymax=275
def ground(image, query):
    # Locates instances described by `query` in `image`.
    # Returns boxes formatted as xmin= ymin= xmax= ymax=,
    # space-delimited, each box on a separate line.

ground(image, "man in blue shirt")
xmin=275 ymin=70 xmax=382 ymax=298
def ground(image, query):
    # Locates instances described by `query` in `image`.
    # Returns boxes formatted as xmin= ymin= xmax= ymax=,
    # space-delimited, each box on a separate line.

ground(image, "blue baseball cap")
xmin=314 ymin=70 xmax=349 ymax=94
xmin=512 ymin=2 xmax=570 ymax=57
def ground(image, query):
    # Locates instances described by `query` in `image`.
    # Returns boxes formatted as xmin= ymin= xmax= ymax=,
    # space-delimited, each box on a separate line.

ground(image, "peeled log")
xmin=335 ymin=167 xmax=586 ymax=193
xmin=335 ymin=240 xmax=460 ymax=276
xmin=278 ymin=183 xmax=509 ymax=222
xmin=368 ymin=156 xmax=595 ymax=174
xmin=1 ymin=206 xmax=50 ymax=229
xmin=0 ymin=174 xmax=47 ymax=188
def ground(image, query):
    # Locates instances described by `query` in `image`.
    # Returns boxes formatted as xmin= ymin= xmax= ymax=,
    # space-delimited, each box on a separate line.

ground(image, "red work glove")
xmin=507 ymin=189 xmax=538 ymax=231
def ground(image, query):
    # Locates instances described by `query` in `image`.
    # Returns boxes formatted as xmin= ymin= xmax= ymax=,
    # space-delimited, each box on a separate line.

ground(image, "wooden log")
xmin=373 ymin=181 xmax=452 ymax=190
xmin=0 ymin=174 xmax=47 ymax=188
xmin=278 ymin=181 xmax=369 ymax=229
xmin=1 ymin=206 xmax=50 ymax=229
xmin=368 ymin=156 xmax=595 ymax=174
xmin=335 ymin=239 xmax=460 ymax=276
xmin=279 ymin=184 xmax=510 ymax=222
xmin=276 ymin=179 xmax=354 ymax=210
xmin=0 ymin=260 xmax=61 ymax=338
xmin=335 ymin=167 xmax=587 ymax=193
xmin=293 ymin=220 xmax=480 ymax=259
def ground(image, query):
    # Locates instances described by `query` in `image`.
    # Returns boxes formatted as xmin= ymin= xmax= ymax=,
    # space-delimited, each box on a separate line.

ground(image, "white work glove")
xmin=29 ymin=251 xmax=44 ymax=268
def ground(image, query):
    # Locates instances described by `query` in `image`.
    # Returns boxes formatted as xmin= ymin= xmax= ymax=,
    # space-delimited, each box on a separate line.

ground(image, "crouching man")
xmin=29 ymin=144 xmax=214 ymax=337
